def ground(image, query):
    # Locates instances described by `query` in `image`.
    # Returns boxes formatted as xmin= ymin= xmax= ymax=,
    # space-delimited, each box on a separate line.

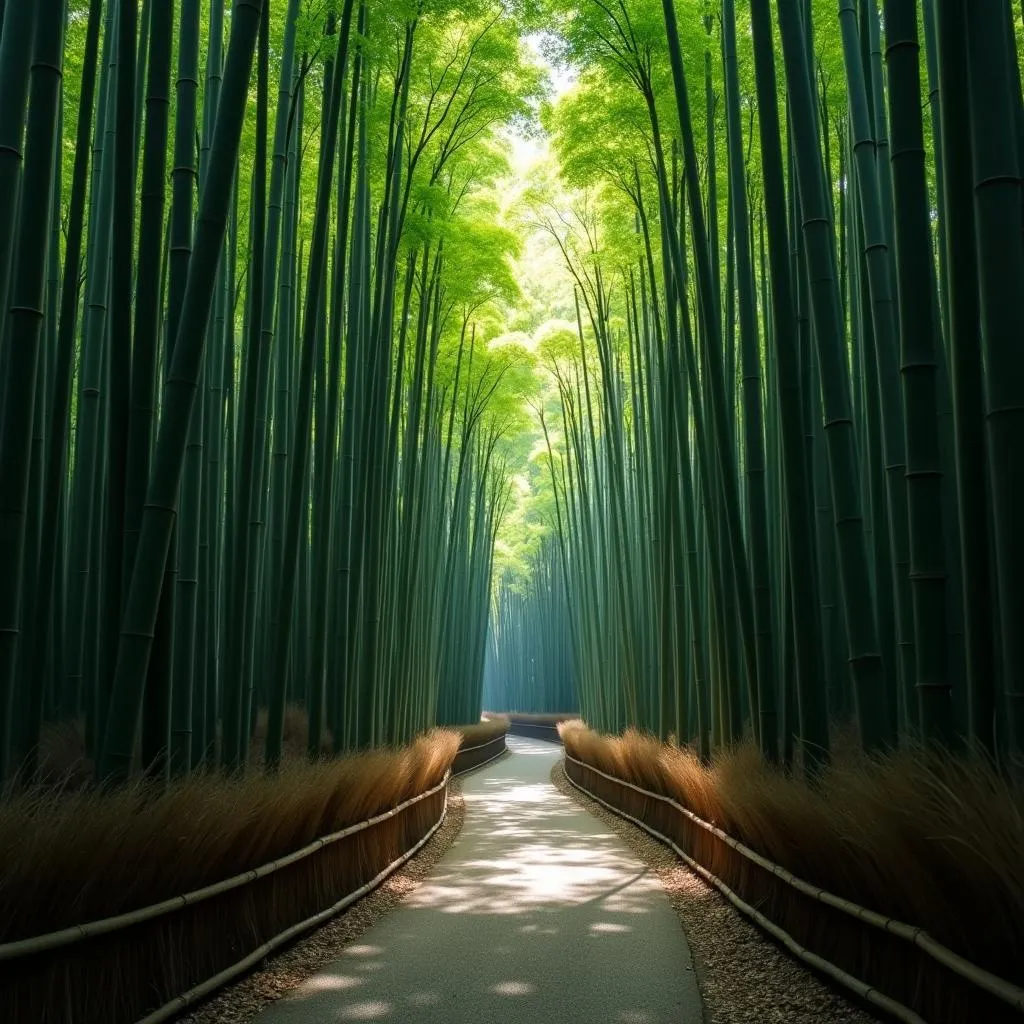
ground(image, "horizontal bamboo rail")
xmin=0 ymin=770 xmax=451 ymax=962
xmin=2 ymin=765 xmax=455 ymax=1024
xmin=506 ymin=718 xmax=562 ymax=742
xmin=452 ymin=733 xmax=508 ymax=776
xmin=0 ymin=728 xmax=512 ymax=1023
xmin=136 ymin=790 xmax=449 ymax=1024
xmin=2 ymin=728 xmax=513 ymax=1024
xmin=563 ymin=752 xmax=1024 ymax=1021
xmin=456 ymin=731 xmax=508 ymax=755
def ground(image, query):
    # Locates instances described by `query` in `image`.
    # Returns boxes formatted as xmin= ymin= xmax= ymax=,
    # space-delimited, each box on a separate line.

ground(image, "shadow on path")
xmin=254 ymin=736 xmax=702 ymax=1023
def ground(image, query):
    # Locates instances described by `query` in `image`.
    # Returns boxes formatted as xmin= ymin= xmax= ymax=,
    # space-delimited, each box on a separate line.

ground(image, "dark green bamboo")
xmin=223 ymin=0 xmax=272 ymax=772
xmin=723 ymin=0 xmax=777 ymax=761
xmin=962 ymin=4 xmax=1024 ymax=758
xmin=98 ymin=0 xmax=265 ymax=785
xmin=25 ymin=0 xmax=103 ymax=772
xmin=883 ymin=0 xmax=953 ymax=744
xmin=266 ymin=0 xmax=351 ymax=767
xmin=169 ymin=0 xmax=204 ymax=777
xmin=0 ymin=0 xmax=65 ymax=778
xmin=0 ymin=0 xmax=35 ymax=346
xmin=933 ymin=0 xmax=995 ymax=754
xmin=100 ymin=0 xmax=141 ymax=722
xmin=775 ymin=0 xmax=892 ymax=751
xmin=661 ymin=0 xmax=762 ymax=746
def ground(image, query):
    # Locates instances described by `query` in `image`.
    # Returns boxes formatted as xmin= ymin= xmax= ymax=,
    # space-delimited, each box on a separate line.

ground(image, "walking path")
xmin=255 ymin=735 xmax=703 ymax=1023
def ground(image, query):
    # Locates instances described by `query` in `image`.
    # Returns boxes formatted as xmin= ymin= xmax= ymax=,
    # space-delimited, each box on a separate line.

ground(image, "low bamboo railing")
xmin=451 ymin=731 xmax=508 ymax=775
xmin=563 ymin=752 xmax=1024 ymax=1024
xmin=505 ymin=715 xmax=565 ymax=742
xmin=0 ymin=771 xmax=450 ymax=1024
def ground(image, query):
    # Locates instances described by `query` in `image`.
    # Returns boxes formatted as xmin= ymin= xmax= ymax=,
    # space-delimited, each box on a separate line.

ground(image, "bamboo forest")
xmin=0 ymin=0 xmax=1022 ymax=1022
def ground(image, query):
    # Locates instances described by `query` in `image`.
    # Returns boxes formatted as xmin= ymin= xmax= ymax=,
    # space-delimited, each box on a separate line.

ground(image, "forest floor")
xmin=253 ymin=735 xmax=702 ymax=1023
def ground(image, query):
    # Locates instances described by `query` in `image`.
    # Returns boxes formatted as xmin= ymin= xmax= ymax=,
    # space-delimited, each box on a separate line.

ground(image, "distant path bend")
xmin=255 ymin=735 xmax=703 ymax=1023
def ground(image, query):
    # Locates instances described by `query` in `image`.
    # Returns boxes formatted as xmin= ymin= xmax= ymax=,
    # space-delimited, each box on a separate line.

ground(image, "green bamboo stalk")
xmin=98 ymin=0 xmax=265 ymax=786
xmin=882 ymin=0 xmax=954 ymax=745
xmin=775 ymin=0 xmax=893 ymax=752
xmin=168 ymin=0 xmax=204 ymax=776
xmin=838 ymin=0 xmax=912 ymax=741
xmin=266 ymin=0 xmax=351 ymax=768
xmin=661 ymin=0 xmax=762 ymax=746
xmin=222 ymin=0 xmax=272 ymax=772
xmin=100 ymin=0 xmax=141 ymax=719
xmin=723 ymin=0 xmax=777 ymax=761
xmin=25 ymin=0 xmax=103 ymax=769
xmin=933 ymin=0 xmax=995 ymax=754
xmin=0 ymin=0 xmax=35 ymax=344
xmin=0 ymin=0 xmax=65 ymax=778
xmin=962 ymin=4 xmax=1024 ymax=758
xmin=69 ymin=0 xmax=118 ymax=757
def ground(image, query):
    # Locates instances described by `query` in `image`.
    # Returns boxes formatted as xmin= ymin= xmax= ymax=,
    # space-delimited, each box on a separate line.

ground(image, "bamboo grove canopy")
xmin=0 ymin=0 xmax=1022 ymax=785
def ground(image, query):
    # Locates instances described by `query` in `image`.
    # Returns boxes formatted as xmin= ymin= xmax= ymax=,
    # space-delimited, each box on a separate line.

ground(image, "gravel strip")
xmin=179 ymin=778 xmax=466 ymax=1024
xmin=550 ymin=760 xmax=880 ymax=1024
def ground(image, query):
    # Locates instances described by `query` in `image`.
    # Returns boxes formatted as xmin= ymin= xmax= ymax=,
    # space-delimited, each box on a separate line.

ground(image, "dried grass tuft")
xmin=500 ymin=710 xmax=577 ymax=725
xmin=457 ymin=715 xmax=509 ymax=747
xmin=0 ymin=723 xmax=460 ymax=1024
xmin=248 ymin=705 xmax=334 ymax=764
xmin=0 ymin=727 xmax=459 ymax=945
xmin=559 ymin=720 xmax=1024 ymax=987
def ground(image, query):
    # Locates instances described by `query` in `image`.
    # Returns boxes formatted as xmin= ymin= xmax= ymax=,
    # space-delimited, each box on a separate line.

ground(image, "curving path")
xmin=255 ymin=735 xmax=703 ymax=1023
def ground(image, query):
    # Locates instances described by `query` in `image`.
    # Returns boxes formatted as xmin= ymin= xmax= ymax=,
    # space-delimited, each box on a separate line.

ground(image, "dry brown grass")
xmin=29 ymin=704 xmax=330 ymax=794
xmin=457 ymin=715 xmax=509 ymax=747
xmin=451 ymin=717 xmax=509 ymax=775
xmin=248 ymin=704 xmax=334 ymax=764
xmin=0 ymin=728 xmax=459 ymax=944
xmin=34 ymin=718 xmax=93 ymax=789
xmin=500 ymin=710 xmax=577 ymax=725
xmin=0 ymin=726 xmax=460 ymax=1024
xmin=559 ymin=720 xmax=1024 ymax=988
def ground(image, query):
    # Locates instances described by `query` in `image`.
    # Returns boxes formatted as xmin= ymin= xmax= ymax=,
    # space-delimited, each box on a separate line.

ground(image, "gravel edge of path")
xmin=179 ymin=778 xmax=467 ymax=1024
xmin=550 ymin=760 xmax=880 ymax=1024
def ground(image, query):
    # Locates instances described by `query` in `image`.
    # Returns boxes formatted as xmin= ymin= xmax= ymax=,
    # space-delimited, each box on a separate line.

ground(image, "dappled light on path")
xmin=255 ymin=737 xmax=701 ymax=1023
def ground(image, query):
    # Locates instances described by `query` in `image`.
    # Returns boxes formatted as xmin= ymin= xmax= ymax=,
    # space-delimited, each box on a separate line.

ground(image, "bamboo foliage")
xmin=485 ymin=0 xmax=1024 ymax=776
xmin=0 ymin=0 xmax=537 ymax=787
xmin=1 ymin=0 xmax=1023 ymax=790
xmin=0 ymin=0 xmax=66 ymax=776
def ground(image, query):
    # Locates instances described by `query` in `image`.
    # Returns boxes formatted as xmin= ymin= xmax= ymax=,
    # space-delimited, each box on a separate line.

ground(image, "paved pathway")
xmin=255 ymin=736 xmax=702 ymax=1023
